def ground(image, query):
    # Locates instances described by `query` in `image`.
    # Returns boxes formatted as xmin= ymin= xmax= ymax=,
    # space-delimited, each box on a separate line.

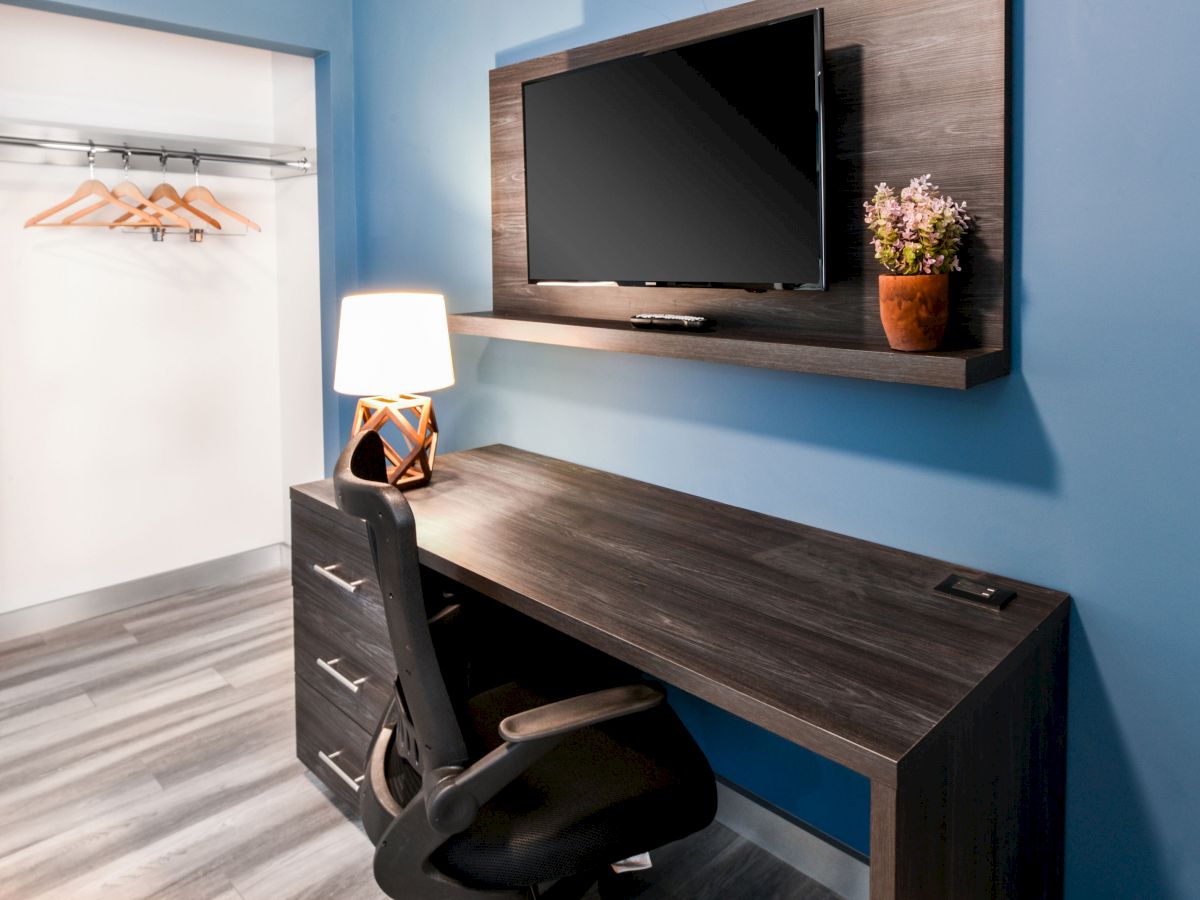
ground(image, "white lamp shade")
xmin=334 ymin=292 xmax=456 ymax=396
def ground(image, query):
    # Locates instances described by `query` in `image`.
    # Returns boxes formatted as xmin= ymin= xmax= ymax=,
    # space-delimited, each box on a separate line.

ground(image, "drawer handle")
xmin=317 ymin=657 xmax=367 ymax=694
xmin=312 ymin=563 xmax=364 ymax=594
xmin=318 ymin=749 xmax=364 ymax=793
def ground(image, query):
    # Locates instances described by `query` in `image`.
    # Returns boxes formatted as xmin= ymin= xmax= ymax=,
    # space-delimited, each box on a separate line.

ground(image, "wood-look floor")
xmin=0 ymin=572 xmax=838 ymax=900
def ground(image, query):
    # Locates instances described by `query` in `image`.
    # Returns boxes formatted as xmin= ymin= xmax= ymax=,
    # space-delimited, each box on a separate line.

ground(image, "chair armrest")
xmin=426 ymin=684 xmax=664 ymax=834
xmin=499 ymin=684 xmax=664 ymax=742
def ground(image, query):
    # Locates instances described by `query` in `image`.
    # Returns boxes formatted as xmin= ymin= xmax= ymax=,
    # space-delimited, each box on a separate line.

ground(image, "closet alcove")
xmin=0 ymin=5 xmax=324 ymax=618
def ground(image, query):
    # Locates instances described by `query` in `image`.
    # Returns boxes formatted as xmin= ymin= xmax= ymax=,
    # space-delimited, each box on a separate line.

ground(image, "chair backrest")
xmin=333 ymin=431 xmax=469 ymax=779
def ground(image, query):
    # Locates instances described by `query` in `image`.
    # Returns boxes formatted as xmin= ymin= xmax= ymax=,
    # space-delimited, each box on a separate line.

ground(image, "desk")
xmin=291 ymin=444 xmax=1068 ymax=900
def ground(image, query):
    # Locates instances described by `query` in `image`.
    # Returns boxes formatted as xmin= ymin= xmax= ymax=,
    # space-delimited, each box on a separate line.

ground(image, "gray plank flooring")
xmin=0 ymin=572 xmax=839 ymax=900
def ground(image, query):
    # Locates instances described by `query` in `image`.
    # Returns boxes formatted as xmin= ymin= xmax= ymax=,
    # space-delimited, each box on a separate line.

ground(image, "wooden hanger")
xmin=111 ymin=154 xmax=221 ymax=230
xmin=108 ymin=181 xmax=190 ymax=229
xmin=24 ymin=149 xmax=161 ymax=228
xmin=179 ymin=157 xmax=261 ymax=232
xmin=112 ymin=153 xmax=190 ymax=228
xmin=63 ymin=153 xmax=190 ymax=228
xmin=148 ymin=182 xmax=221 ymax=230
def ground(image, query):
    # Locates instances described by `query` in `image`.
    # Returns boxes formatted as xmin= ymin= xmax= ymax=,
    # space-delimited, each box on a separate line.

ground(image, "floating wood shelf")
xmin=449 ymin=312 xmax=1008 ymax=390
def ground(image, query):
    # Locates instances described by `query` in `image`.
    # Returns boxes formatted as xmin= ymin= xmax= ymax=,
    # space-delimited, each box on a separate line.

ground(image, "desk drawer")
xmin=291 ymin=501 xmax=382 ymax=608
xmin=295 ymin=675 xmax=372 ymax=807
xmin=295 ymin=608 xmax=393 ymax=732
xmin=292 ymin=553 xmax=390 ymax=657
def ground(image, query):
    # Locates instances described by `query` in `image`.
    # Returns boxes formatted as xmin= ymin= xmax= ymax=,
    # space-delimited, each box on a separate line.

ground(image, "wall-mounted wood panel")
xmin=452 ymin=0 xmax=1010 ymax=388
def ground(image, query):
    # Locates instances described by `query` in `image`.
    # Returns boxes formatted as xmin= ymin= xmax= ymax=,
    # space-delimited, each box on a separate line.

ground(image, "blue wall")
xmin=352 ymin=0 xmax=1200 ymax=895
xmin=3 ymin=0 xmax=358 ymax=466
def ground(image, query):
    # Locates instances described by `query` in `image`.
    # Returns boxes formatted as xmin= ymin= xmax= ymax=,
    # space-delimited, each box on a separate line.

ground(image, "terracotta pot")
xmin=878 ymin=273 xmax=949 ymax=351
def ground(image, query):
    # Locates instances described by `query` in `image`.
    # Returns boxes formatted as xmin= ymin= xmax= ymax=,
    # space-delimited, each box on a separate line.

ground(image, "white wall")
xmin=0 ymin=7 xmax=277 ymax=143
xmin=0 ymin=7 xmax=323 ymax=616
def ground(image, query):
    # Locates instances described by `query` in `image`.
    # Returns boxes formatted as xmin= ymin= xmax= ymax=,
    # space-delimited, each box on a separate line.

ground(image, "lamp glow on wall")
xmin=333 ymin=292 xmax=455 ymax=488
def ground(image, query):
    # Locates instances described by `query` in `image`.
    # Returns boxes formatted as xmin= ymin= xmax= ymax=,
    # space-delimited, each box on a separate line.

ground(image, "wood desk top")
xmin=294 ymin=444 xmax=1069 ymax=784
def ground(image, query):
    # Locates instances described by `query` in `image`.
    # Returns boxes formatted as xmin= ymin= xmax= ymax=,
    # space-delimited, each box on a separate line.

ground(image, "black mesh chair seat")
xmin=432 ymin=681 xmax=717 ymax=889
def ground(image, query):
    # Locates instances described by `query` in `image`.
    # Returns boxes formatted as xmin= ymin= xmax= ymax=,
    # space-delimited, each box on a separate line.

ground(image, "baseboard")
xmin=714 ymin=779 xmax=869 ymax=900
xmin=0 ymin=544 xmax=289 ymax=642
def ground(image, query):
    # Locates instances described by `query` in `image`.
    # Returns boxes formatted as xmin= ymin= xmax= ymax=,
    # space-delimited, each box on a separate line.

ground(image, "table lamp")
xmin=333 ymin=292 xmax=456 ymax=489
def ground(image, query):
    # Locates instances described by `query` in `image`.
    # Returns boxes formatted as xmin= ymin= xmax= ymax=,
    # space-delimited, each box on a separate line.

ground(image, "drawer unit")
xmin=291 ymin=486 xmax=392 ymax=804
xmin=289 ymin=480 xmax=485 ymax=809
xmin=295 ymin=675 xmax=372 ymax=807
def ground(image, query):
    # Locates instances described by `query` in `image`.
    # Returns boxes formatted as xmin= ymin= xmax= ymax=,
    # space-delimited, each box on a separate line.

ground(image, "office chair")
xmin=334 ymin=431 xmax=717 ymax=899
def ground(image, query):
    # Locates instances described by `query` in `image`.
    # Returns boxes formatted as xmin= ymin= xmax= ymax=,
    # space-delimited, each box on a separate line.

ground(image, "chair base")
xmin=532 ymin=871 xmax=601 ymax=899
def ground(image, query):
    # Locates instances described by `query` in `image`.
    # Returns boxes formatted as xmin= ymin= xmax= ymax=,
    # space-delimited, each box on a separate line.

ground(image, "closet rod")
xmin=0 ymin=135 xmax=309 ymax=171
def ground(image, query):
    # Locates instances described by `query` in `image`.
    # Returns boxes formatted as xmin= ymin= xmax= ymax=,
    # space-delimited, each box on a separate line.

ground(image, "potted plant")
xmin=863 ymin=175 xmax=970 ymax=351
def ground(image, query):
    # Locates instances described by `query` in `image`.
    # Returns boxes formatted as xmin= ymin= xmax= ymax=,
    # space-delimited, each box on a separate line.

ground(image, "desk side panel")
xmin=871 ymin=607 xmax=1068 ymax=899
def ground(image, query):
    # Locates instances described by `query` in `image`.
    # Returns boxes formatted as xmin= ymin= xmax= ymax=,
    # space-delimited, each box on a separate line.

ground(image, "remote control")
xmin=629 ymin=313 xmax=711 ymax=331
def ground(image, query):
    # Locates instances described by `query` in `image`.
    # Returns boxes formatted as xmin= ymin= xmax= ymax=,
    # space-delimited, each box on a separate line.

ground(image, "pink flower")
xmin=863 ymin=175 xmax=970 ymax=275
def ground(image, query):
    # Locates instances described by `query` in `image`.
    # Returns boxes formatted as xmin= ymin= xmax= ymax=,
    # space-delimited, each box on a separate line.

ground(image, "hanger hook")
xmin=159 ymin=152 xmax=168 ymax=177
xmin=192 ymin=154 xmax=200 ymax=187
xmin=122 ymin=149 xmax=131 ymax=178
xmin=87 ymin=140 xmax=95 ymax=179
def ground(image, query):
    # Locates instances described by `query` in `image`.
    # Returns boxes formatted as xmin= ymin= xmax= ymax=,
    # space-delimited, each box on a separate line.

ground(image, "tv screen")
xmin=522 ymin=9 xmax=826 ymax=291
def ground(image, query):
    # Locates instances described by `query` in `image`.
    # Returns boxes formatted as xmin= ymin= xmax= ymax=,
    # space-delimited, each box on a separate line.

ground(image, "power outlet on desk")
xmin=935 ymin=574 xmax=1015 ymax=610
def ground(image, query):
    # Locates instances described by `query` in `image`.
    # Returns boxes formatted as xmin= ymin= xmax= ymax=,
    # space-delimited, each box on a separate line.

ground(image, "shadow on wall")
xmin=665 ymin=684 xmax=871 ymax=854
xmin=471 ymin=340 xmax=1060 ymax=491
xmin=1065 ymin=609 xmax=1172 ymax=898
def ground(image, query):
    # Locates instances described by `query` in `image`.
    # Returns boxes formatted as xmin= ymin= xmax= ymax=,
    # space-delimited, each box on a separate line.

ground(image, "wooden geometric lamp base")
xmin=349 ymin=394 xmax=439 ymax=489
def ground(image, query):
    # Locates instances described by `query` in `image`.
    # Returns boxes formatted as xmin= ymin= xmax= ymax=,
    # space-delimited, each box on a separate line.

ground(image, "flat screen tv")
xmin=522 ymin=9 xmax=826 ymax=292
